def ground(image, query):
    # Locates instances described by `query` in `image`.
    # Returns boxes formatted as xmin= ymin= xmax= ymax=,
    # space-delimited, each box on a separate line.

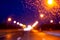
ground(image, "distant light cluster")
xmin=7 ymin=17 xmax=38 ymax=31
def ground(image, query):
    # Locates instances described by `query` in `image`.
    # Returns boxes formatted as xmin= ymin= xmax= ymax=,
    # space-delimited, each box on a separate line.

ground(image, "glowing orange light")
xmin=43 ymin=0 xmax=57 ymax=11
xmin=32 ymin=30 xmax=46 ymax=37
xmin=8 ymin=18 xmax=12 ymax=22
xmin=32 ymin=30 xmax=38 ymax=32
xmin=6 ymin=34 xmax=11 ymax=40
xmin=48 ymin=0 xmax=53 ymax=5
xmin=40 ymin=14 xmax=44 ymax=18
xmin=47 ymin=0 xmax=57 ymax=9
xmin=42 ymin=38 xmax=46 ymax=40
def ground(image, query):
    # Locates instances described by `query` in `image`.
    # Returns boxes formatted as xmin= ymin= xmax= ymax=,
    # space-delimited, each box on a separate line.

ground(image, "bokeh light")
xmin=47 ymin=0 xmax=53 ymax=5
xmin=13 ymin=21 xmax=16 ymax=24
xmin=17 ymin=22 xmax=20 ymax=25
xmin=8 ymin=18 xmax=12 ymax=22
xmin=40 ymin=14 xmax=44 ymax=18
xmin=19 ymin=23 xmax=26 ymax=28
xmin=59 ymin=21 xmax=60 ymax=24
xmin=50 ymin=20 xmax=54 ymax=23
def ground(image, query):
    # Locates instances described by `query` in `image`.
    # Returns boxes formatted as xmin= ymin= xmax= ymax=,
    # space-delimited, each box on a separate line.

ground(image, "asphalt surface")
xmin=0 ymin=30 xmax=60 ymax=40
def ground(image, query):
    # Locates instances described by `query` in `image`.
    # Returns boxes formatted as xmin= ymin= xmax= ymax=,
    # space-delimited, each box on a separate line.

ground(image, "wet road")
xmin=0 ymin=30 xmax=60 ymax=40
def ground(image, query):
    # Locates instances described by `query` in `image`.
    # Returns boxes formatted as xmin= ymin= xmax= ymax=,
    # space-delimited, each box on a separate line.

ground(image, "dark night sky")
xmin=0 ymin=0 xmax=39 ymax=25
xmin=0 ymin=0 xmax=60 ymax=25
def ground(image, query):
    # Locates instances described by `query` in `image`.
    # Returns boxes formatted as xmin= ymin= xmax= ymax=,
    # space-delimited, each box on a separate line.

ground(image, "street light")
xmin=48 ymin=0 xmax=53 ymax=5
xmin=17 ymin=22 xmax=20 ymax=25
xmin=13 ymin=21 xmax=16 ymax=24
xmin=47 ymin=0 xmax=59 ymax=24
xmin=59 ymin=21 xmax=60 ymax=24
xmin=40 ymin=14 xmax=44 ymax=18
xmin=8 ymin=18 xmax=12 ymax=22
xmin=46 ymin=0 xmax=56 ymax=9
xmin=50 ymin=20 xmax=53 ymax=23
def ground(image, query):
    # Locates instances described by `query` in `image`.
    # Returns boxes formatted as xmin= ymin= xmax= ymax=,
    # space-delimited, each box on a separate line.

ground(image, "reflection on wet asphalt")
xmin=0 ymin=30 xmax=60 ymax=40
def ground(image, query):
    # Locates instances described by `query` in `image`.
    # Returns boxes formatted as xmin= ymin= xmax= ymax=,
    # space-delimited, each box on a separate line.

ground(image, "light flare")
xmin=32 ymin=21 xmax=38 ymax=27
xmin=48 ymin=0 xmax=53 ymax=5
